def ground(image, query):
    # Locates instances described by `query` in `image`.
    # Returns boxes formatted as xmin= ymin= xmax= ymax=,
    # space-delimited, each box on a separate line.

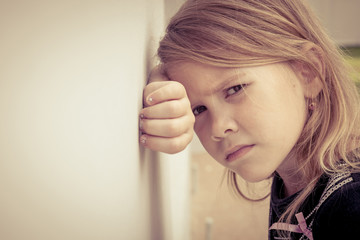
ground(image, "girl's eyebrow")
xmin=211 ymin=72 xmax=246 ymax=94
xmin=190 ymin=72 xmax=246 ymax=108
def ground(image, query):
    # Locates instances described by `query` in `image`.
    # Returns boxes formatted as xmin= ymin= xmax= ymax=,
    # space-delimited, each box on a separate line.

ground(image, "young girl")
xmin=139 ymin=0 xmax=360 ymax=239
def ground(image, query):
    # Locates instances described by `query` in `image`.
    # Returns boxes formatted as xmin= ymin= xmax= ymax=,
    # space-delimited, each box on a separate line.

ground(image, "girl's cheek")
xmin=193 ymin=121 xmax=202 ymax=136
xmin=194 ymin=119 xmax=208 ymax=139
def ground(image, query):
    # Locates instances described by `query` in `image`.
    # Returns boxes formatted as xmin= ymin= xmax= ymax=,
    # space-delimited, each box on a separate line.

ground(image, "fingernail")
xmin=139 ymin=119 xmax=143 ymax=129
xmin=140 ymin=113 xmax=144 ymax=119
xmin=148 ymin=97 xmax=153 ymax=103
xmin=140 ymin=135 xmax=146 ymax=145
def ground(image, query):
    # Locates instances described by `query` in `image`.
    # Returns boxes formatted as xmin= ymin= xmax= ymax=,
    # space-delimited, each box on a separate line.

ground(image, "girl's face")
xmin=168 ymin=61 xmax=308 ymax=183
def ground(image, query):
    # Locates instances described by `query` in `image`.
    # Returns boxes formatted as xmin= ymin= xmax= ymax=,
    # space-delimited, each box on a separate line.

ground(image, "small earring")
xmin=309 ymin=102 xmax=316 ymax=110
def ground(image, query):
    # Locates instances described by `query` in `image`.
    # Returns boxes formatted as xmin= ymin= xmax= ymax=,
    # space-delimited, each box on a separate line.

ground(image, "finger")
xmin=139 ymin=131 xmax=194 ymax=154
xmin=140 ymin=115 xmax=194 ymax=137
xmin=143 ymin=81 xmax=171 ymax=107
xmin=143 ymin=81 xmax=187 ymax=107
xmin=140 ymin=98 xmax=191 ymax=119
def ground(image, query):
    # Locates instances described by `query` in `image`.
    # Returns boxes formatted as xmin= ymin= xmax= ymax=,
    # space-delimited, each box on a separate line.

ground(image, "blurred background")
xmin=0 ymin=0 xmax=359 ymax=240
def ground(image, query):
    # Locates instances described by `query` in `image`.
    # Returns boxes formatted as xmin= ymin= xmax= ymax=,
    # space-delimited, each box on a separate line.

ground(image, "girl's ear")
xmin=292 ymin=43 xmax=325 ymax=99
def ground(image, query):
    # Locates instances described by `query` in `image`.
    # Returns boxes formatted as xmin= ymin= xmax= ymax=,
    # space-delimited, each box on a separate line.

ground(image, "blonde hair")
xmin=158 ymin=0 xmax=360 ymax=231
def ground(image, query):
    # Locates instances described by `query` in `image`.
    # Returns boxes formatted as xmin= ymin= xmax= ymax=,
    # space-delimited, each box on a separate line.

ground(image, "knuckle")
xmin=167 ymin=101 xmax=181 ymax=115
xmin=144 ymin=81 xmax=156 ymax=90
xmin=186 ymin=129 xmax=194 ymax=141
xmin=183 ymin=131 xmax=193 ymax=146
xmin=167 ymin=121 xmax=181 ymax=136
xmin=168 ymin=98 xmax=191 ymax=117
xmin=144 ymin=81 xmax=164 ymax=95
xmin=183 ymin=115 xmax=195 ymax=132
xmin=171 ymin=80 xmax=183 ymax=88
xmin=188 ymin=112 xmax=195 ymax=124
xmin=143 ymin=82 xmax=151 ymax=91
xmin=168 ymin=138 xmax=186 ymax=153
xmin=174 ymin=82 xmax=186 ymax=94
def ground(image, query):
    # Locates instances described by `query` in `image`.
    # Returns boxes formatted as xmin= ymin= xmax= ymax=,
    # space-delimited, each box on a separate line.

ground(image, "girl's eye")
xmin=226 ymin=84 xmax=244 ymax=97
xmin=192 ymin=105 xmax=207 ymax=116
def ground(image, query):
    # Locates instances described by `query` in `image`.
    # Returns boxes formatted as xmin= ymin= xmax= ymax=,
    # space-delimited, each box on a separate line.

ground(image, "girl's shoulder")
xmin=350 ymin=171 xmax=360 ymax=183
xmin=332 ymin=172 xmax=360 ymax=197
xmin=312 ymin=172 xmax=360 ymax=239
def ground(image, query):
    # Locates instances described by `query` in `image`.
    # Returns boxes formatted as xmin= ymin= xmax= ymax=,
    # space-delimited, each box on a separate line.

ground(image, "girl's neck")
xmin=276 ymin=154 xmax=306 ymax=198
xmin=280 ymin=172 xmax=305 ymax=197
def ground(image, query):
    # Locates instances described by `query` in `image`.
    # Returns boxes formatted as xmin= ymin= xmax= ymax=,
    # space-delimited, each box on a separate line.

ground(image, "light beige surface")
xmin=0 ymin=1 xmax=190 ymax=239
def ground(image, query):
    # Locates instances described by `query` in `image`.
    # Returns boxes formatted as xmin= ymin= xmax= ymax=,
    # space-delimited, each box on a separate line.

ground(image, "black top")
xmin=269 ymin=172 xmax=360 ymax=239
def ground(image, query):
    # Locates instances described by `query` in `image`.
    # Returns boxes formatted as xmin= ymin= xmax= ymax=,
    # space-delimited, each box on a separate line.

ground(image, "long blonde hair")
xmin=158 ymin=0 xmax=360 ymax=228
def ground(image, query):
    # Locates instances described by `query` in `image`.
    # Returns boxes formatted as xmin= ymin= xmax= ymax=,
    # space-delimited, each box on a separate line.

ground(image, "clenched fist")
xmin=139 ymin=66 xmax=195 ymax=154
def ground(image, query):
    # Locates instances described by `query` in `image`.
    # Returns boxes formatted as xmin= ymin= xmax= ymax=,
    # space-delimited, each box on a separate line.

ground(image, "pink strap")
xmin=269 ymin=212 xmax=313 ymax=240
xmin=295 ymin=212 xmax=313 ymax=240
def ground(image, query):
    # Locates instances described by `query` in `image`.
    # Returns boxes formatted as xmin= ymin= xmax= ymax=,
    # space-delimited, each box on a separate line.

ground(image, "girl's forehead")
xmin=167 ymin=61 xmax=299 ymax=92
xmin=167 ymin=62 xmax=242 ymax=82
xmin=167 ymin=63 xmax=229 ymax=89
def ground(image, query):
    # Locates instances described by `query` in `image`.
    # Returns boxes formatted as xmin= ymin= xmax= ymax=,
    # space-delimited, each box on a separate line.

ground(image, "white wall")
xmin=0 ymin=1 xmax=189 ymax=239
xmin=309 ymin=0 xmax=360 ymax=46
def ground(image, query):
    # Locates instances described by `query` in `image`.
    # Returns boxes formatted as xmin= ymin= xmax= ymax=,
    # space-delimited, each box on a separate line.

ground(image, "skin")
xmin=140 ymin=67 xmax=195 ymax=154
xmin=168 ymin=62 xmax=308 ymax=194
xmin=141 ymin=50 xmax=323 ymax=196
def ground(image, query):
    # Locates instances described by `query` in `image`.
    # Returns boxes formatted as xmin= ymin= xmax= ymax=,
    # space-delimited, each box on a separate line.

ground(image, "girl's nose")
xmin=210 ymin=111 xmax=239 ymax=141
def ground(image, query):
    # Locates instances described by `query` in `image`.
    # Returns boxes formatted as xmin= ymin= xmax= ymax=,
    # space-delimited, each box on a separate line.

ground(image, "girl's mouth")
xmin=226 ymin=144 xmax=255 ymax=162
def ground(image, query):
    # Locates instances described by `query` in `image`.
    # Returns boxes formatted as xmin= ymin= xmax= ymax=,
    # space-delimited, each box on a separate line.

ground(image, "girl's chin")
xmin=233 ymin=169 xmax=274 ymax=183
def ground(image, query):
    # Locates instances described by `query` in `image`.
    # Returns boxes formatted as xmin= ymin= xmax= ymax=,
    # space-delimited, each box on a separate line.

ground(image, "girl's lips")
xmin=226 ymin=144 xmax=255 ymax=162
